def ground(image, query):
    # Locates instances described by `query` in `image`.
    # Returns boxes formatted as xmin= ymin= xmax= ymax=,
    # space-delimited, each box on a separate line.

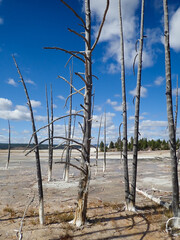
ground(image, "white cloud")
xmin=0 ymin=98 xmax=45 ymax=122
xmin=94 ymin=105 xmax=102 ymax=112
xmin=25 ymin=79 xmax=36 ymax=85
xmin=129 ymin=86 xmax=147 ymax=98
xmin=30 ymin=100 xmax=41 ymax=108
xmin=170 ymin=7 xmax=180 ymax=51
xmin=7 ymin=78 xmax=17 ymax=87
xmin=0 ymin=17 xmax=4 ymax=25
xmin=129 ymin=115 xmax=144 ymax=120
xmin=58 ymin=95 xmax=65 ymax=101
xmin=113 ymin=105 xmax=123 ymax=112
xmin=53 ymin=104 xmax=57 ymax=109
xmin=140 ymin=120 xmax=167 ymax=128
xmin=91 ymin=0 xmax=156 ymax=69
xmin=106 ymin=99 xmax=117 ymax=106
xmin=154 ymin=76 xmax=165 ymax=86
xmin=0 ymin=98 xmax=13 ymax=110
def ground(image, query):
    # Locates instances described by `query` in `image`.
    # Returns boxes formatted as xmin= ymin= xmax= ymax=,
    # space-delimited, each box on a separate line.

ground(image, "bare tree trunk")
xmin=6 ymin=120 xmax=11 ymax=169
xmin=46 ymin=85 xmax=54 ymax=181
xmin=175 ymin=75 xmax=178 ymax=134
xmin=13 ymin=56 xmax=44 ymax=225
xmin=119 ymin=0 xmax=130 ymax=208
xmin=63 ymin=65 xmax=73 ymax=182
xmin=50 ymin=85 xmax=54 ymax=178
xmin=95 ymin=114 xmax=103 ymax=174
xmin=72 ymin=0 xmax=92 ymax=226
xmin=103 ymin=110 xmax=106 ymax=172
xmin=163 ymin=0 xmax=179 ymax=217
xmin=129 ymin=0 xmax=145 ymax=210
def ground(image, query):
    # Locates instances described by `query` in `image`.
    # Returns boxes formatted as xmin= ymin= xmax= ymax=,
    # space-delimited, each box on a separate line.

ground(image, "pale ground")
xmin=0 ymin=149 xmax=178 ymax=239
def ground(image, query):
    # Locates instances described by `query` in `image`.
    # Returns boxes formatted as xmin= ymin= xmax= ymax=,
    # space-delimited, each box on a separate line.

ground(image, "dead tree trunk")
xmin=72 ymin=0 xmax=92 ymax=226
xmin=119 ymin=0 xmax=130 ymax=208
xmin=175 ymin=75 xmax=178 ymax=135
xmin=50 ymin=85 xmax=54 ymax=178
xmin=163 ymin=0 xmax=179 ymax=217
xmin=95 ymin=114 xmax=103 ymax=173
xmin=129 ymin=0 xmax=145 ymax=211
xmin=63 ymin=65 xmax=73 ymax=182
xmin=103 ymin=110 xmax=106 ymax=172
xmin=46 ymin=85 xmax=54 ymax=181
xmin=6 ymin=120 xmax=11 ymax=169
xmin=13 ymin=55 xmax=44 ymax=225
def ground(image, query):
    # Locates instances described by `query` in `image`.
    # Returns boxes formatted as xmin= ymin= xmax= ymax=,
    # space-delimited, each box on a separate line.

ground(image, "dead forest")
xmin=1 ymin=0 xmax=180 ymax=239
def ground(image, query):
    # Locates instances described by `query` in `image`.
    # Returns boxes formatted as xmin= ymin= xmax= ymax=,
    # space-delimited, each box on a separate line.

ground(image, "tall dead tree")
xmin=129 ymin=0 xmax=145 ymax=210
xmin=96 ymin=114 xmax=103 ymax=173
xmin=163 ymin=0 xmax=179 ymax=217
xmin=103 ymin=110 xmax=106 ymax=172
xmin=13 ymin=55 xmax=44 ymax=225
xmin=63 ymin=65 xmax=73 ymax=182
xmin=6 ymin=120 xmax=11 ymax=169
xmin=46 ymin=85 xmax=54 ymax=182
xmin=119 ymin=0 xmax=130 ymax=207
xmin=174 ymin=75 xmax=178 ymax=134
xmin=44 ymin=0 xmax=109 ymax=226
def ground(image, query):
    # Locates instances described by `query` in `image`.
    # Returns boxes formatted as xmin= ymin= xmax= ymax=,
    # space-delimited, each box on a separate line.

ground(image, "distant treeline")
xmin=0 ymin=143 xmax=68 ymax=150
xmin=100 ymin=137 xmax=180 ymax=151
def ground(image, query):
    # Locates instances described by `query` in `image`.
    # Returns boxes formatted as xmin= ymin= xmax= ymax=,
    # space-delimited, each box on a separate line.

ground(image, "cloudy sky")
xmin=0 ymin=0 xmax=180 ymax=144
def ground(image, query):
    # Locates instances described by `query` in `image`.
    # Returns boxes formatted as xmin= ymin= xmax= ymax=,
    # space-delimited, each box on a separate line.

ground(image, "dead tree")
xmin=174 ymin=75 xmax=178 ymax=134
xmin=163 ymin=0 xmax=179 ymax=217
xmin=12 ymin=55 xmax=44 ymax=225
xmin=119 ymin=0 xmax=130 ymax=208
xmin=63 ymin=64 xmax=73 ymax=182
xmin=46 ymin=85 xmax=54 ymax=182
xmin=103 ymin=110 xmax=106 ymax=172
xmin=128 ymin=0 xmax=145 ymax=211
xmin=6 ymin=120 xmax=11 ymax=169
xmin=44 ymin=0 xmax=109 ymax=226
xmin=95 ymin=114 xmax=103 ymax=173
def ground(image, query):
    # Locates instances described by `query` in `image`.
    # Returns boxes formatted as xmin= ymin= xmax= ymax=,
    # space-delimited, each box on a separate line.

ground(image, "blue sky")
xmin=0 ymin=0 xmax=180 ymax=144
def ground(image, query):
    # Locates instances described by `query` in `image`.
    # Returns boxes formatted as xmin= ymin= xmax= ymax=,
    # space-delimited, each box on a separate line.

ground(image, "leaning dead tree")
xmin=6 ymin=120 xmax=11 ymax=169
xmin=44 ymin=0 xmax=109 ymax=226
xmin=163 ymin=0 xmax=179 ymax=217
xmin=12 ymin=55 xmax=44 ymax=225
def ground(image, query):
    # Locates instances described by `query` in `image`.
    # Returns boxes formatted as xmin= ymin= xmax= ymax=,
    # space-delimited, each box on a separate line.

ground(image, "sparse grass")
xmin=102 ymin=202 xmax=124 ymax=211
xmin=164 ymin=209 xmax=173 ymax=219
xmin=3 ymin=206 xmax=16 ymax=217
xmin=45 ymin=211 xmax=74 ymax=225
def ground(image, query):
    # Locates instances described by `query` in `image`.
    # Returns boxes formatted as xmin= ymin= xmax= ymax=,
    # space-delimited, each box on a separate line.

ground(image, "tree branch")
xmin=44 ymin=47 xmax=85 ymax=63
xmin=91 ymin=0 xmax=110 ymax=52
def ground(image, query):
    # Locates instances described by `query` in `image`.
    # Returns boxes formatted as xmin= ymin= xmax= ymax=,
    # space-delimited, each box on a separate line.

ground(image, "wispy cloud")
xmin=106 ymin=99 xmax=117 ymax=106
xmin=25 ymin=79 xmax=36 ymax=85
xmin=154 ymin=76 xmax=165 ymax=86
xmin=129 ymin=86 xmax=147 ymax=98
xmin=57 ymin=95 xmax=65 ymax=101
xmin=7 ymin=78 xmax=17 ymax=87
xmin=0 ymin=17 xmax=4 ymax=25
